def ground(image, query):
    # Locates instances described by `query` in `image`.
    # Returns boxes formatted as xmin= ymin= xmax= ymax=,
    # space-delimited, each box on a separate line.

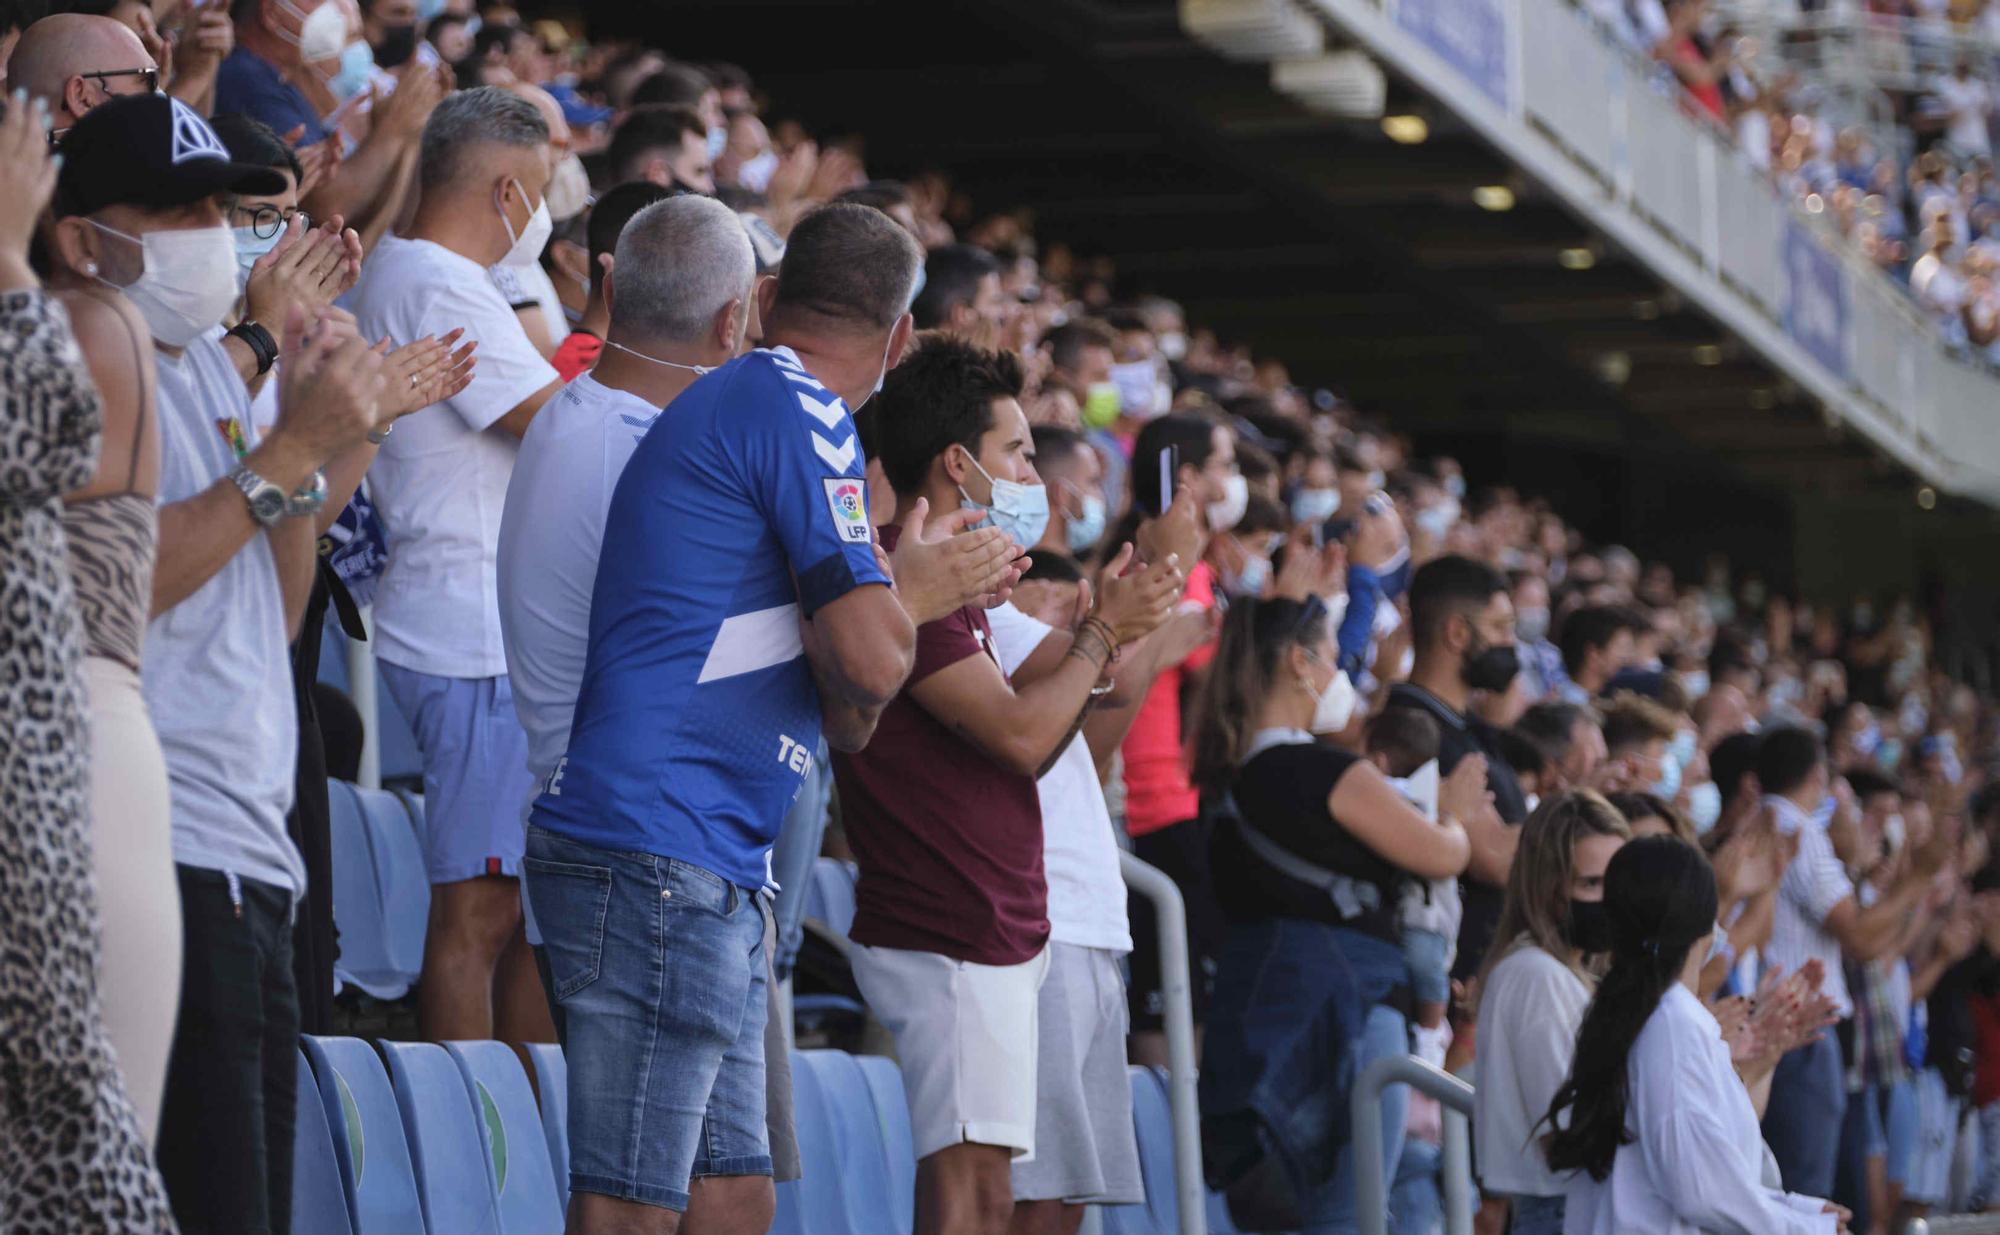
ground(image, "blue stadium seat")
xmin=364 ymin=787 xmax=430 ymax=986
xmin=379 ymin=1040 xmax=503 ymax=1235
xmin=854 ymin=1054 xmax=916 ymax=1235
xmin=326 ymin=781 xmax=431 ymax=999
xmin=802 ymin=1050 xmax=906 ymax=1235
xmin=1100 ymin=1065 xmax=1179 ymax=1235
xmin=770 ymin=1178 xmax=808 ymax=1235
xmin=786 ymin=1050 xmax=848 ymax=1232
xmin=301 ymin=1036 xmax=427 ymax=1235
xmin=446 ymin=1042 xmax=564 ymax=1235
xmin=326 ymin=780 xmax=388 ymax=998
xmin=804 ymin=857 xmax=858 ymax=936
xmin=523 ymin=1043 xmax=569 ymax=1217
xmin=292 ymin=1050 xmax=357 ymax=1235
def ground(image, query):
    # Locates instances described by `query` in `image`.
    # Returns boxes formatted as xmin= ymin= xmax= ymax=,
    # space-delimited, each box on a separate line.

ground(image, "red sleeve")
xmin=1181 ymin=561 xmax=1220 ymax=672
xmin=910 ymin=607 xmax=990 ymax=686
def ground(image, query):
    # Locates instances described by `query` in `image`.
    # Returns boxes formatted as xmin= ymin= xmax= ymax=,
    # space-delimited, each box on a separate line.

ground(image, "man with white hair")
xmin=349 ymin=85 xmax=562 ymax=1047
xmin=6 ymin=11 xmax=157 ymax=136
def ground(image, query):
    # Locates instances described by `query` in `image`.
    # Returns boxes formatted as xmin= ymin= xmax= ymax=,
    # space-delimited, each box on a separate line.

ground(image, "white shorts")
xmin=852 ymin=942 xmax=1051 ymax=1160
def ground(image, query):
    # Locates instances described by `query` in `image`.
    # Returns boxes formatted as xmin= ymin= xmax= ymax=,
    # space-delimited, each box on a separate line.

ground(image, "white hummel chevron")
xmin=812 ymin=432 xmax=857 ymax=471
xmin=796 ymin=392 xmax=846 ymax=429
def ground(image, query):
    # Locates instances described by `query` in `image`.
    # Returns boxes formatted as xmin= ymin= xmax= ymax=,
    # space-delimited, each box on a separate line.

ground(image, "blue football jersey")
xmin=529 ymin=347 xmax=889 ymax=887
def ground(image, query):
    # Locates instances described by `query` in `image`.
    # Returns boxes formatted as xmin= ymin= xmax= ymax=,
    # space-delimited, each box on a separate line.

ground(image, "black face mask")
xmin=1564 ymin=898 xmax=1614 ymax=954
xmin=375 ymin=22 xmax=418 ymax=68
xmin=1463 ymin=640 xmax=1520 ymax=694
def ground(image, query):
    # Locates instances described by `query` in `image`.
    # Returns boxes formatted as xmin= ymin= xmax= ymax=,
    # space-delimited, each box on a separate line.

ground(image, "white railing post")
xmin=347 ymin=605 xmax=381 ymax=791
xmin=1353 ymin=1054 xmax=1477 ymax=1235
xmin=1119 ymin=851 xmax=1207 ymax=1235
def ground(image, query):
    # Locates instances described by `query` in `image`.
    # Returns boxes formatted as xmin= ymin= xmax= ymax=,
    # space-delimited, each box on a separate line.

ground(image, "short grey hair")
xmin=419 ymin=86 xmax=550 ymax=196
xmin=610 ymin=195 xmax=757 ymax=343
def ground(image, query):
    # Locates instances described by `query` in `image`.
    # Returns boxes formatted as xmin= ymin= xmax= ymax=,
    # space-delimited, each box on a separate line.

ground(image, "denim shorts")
xmin=524 ymin=825 xmax=771 ymax=1212
xmin=1401 ymin=927 xmax=1451 ymax=1006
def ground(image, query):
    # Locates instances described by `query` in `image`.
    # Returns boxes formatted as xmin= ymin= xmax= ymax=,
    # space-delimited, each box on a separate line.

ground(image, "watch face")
xmin=251 ymin=487 xmax=287 ymax=521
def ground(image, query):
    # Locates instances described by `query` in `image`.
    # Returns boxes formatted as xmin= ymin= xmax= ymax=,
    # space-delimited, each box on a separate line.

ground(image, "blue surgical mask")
xmin=707 ymin=124 xmax=728 ymax=161
xmin=232 ymin=224 xmax=283 ymax=292
xmin=1878 ymin=738 xmax=1903 ymax=770
xmin=416 ymin=0 xmax=446 ymax=19
xmin=1065 ymin=491 xmax=1107 ymax=554
xmin=1291 ymin=487 xmax=1340 ymax=526
xmin=1687 ymin=781 xmax=1722 ymax=834
xmin=1652 ymin=754 xmax=1682 ymax=801
xmin=329 ymin=40 xmax=375 ymax=102
xmin=1225 ymin=555 xmax=1270 ymax=598
xmin=959 ymin=450 xmax=1049 ymax=548
xmin=1668 ymin=728 xmax=1698 ymax=772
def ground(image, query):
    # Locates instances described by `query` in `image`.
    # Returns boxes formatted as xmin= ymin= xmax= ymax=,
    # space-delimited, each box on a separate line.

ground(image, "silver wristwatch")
xmin=229 ymin=462 xmax=288 ymax=528
xmin=284 ymin=469 xmax=328 ymax=519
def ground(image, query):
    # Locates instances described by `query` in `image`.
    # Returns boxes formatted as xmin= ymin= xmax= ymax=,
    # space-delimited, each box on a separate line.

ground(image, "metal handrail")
xmin=1120 ymin=851 xmax=1206 ymax=1235
xmin=1353 ymin=1054 xmax=1476 ymax=1235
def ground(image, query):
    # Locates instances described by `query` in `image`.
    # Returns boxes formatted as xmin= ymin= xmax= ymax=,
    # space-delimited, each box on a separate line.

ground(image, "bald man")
xmin=7 ymin=12 xmax=158 ymax=135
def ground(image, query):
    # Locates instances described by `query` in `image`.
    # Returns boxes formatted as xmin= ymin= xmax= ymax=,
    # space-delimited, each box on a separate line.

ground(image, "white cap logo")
xmin=168 ymin=96 xmax=229 ymax=165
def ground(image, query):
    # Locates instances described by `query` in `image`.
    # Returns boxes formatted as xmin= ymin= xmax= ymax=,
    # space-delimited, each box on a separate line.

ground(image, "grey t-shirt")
xmin=142 ymin=330 xmax=305 ymax=897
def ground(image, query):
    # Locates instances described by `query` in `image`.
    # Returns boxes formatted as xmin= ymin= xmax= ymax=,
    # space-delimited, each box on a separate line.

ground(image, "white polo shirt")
xmin=350 ymin=233 xmax=559 ymax=679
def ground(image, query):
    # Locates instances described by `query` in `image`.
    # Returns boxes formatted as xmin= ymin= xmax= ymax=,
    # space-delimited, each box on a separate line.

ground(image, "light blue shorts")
xmin=525 ymin=825 xmax=771 ymax=1212
xmin=377 ymin=662 xmax=536 ymax=884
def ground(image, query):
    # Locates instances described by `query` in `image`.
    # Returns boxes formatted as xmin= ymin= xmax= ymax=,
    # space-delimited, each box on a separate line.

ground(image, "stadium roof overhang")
xmin=586 ymin=0 xmax=2000 ymax=545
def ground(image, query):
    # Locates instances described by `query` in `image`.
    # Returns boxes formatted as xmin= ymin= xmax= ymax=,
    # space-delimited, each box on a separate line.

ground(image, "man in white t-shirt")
xmin=1938 ymin=62 xmax=1995 ymax=158
xmin=985 ymin=552 xmax=1212 ymax=1230
xmin=349 ymin=85 xmax=564 ymax=1045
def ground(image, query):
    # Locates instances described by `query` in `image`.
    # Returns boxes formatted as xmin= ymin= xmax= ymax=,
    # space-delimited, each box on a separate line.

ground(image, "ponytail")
xmin=1187 ymin=596 xmax=1326 ymax=796
xmin=1538 ymin=835 xmax=1719 ymax=1182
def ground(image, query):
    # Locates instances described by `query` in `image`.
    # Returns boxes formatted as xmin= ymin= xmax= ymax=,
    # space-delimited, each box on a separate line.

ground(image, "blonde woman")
xmin=1472 ymin=790 xmax=1632 ymax=1235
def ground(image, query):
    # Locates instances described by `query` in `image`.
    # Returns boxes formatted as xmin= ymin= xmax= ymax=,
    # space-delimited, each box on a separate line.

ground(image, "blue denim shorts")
xmin=1400 ymin=927 xmax=1451 ymax=1006
xmin=524 ymin=825 xmax=771 ymax=1212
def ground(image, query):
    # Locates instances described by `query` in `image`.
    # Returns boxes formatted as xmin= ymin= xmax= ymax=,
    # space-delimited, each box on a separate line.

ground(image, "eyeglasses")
xmin=78 ymin=67 xmax=161 ymax=95
xmin=235 ymin=204 xmax=310 ymax=239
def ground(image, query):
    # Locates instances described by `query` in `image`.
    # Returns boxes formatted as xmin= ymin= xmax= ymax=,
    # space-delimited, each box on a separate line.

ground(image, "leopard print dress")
xmin=0 ymin=289 xmax=177 ymax=1231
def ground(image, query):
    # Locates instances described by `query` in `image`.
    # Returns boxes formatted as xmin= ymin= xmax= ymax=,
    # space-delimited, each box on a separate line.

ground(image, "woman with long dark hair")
xmin=1470 ymin=791 xmax=1630 ymax=1235
xmin=1189 ymin=594 xmax=1477 ymax=1231
xmin=1543 ymin=836 xmax=1849 ymax=1234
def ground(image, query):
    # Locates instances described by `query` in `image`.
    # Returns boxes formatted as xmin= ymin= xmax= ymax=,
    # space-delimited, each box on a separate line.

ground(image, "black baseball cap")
xmin=55 ymin=94 xmax=288 ymax=218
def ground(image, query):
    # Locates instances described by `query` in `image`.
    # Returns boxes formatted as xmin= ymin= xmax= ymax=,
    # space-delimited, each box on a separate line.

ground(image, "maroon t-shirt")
xmin=832 ymin=524 xmax=1049 ymax=966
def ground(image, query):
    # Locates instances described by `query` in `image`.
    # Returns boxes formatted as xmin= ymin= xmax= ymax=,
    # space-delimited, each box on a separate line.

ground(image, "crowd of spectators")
xmin=7 ymin=0 xmax=2000 ymax=1233
xmin=1580 ymin=0 xmax=2000 ymax=362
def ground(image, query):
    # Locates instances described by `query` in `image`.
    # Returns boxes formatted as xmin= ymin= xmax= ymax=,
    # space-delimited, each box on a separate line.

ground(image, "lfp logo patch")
xmin=823 ymin=477 xmax=870 ymax=544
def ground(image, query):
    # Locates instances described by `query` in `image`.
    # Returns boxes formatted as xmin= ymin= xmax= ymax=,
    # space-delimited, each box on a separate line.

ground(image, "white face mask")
xmin=1306 ymin=657 xmax=1358 ymax=734
xmin=543 ymin=153 xmax=591 ymax=222
xmin=738 ymin=149 xmax=780 ymax=193
xmin=1207 ymin=471 xmax=1248 ymax=532
xmin=497 ymin=178 xmax=552 ymax=268
xmin=91 ymin=220 xmax=241 ymax=347
xmin=276 ymin=0 xmax=349 ymax=64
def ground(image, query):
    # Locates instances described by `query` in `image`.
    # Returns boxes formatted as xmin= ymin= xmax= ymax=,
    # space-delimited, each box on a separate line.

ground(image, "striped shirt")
xmin=1763 ymin=794 xmax=1855 ymax=1018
